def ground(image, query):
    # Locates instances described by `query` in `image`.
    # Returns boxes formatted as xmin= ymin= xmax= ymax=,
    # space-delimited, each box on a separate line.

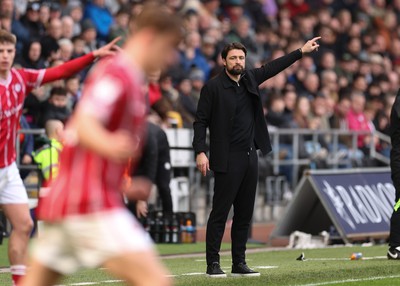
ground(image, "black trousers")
xmin=206 ymin=147 xmax=258 ymax=265
xmin=390 ymin=168 xmax=400 ymax=247
xmin=156 ymin=150 xmax=173 ymax=214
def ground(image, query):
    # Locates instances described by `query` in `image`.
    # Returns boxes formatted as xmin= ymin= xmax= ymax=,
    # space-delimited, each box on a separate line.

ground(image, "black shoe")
xmin=388 ymin=247 xmax=400 ymax=260
xmin=231 ymin=262 xmax=260 ymax=277
xmin=206 ymin=262 xmax=227 ymax=278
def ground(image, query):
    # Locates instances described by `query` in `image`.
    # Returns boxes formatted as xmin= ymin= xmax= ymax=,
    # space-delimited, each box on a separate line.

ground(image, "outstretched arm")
xmin=252 ymin=37 xmax=321 ymax=85
xmin=41 ymin=37 xmax=121 ymax=85
xmin=41 ymin=53 xmax=95 ymax=84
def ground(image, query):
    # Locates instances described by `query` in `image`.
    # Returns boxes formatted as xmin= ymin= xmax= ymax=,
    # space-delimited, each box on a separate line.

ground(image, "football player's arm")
xmin=40 ymin=37 xmax=120 ymax=85
xmin=71 ymin=112 xmax=136 ymax=163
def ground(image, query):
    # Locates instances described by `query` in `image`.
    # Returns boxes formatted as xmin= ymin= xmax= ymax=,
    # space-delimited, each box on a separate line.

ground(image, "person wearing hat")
xmin=108 ymin=7 xmax=130 ymax=46
xmin=49 ymin=2 xmax=61 ymax=21
xmin=68 ymin=2 xmax=83 ymax=36
xmin=337 ymin=53 xmax=355 ymax=83
xmin=189 ymin=68 xmax=205 ymax=104
xmin=81 ymin=19 xmax=99 ymax=53
xmin=40 ymin=18 xmax=63 ymax=62
xmin=20 ymin=1 xmax=45 ymax=40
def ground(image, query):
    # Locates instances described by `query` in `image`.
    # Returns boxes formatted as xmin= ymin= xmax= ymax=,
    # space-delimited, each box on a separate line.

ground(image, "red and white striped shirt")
xmin=37 ymin=54 xmax=147 ymax=221
xmin=0 ymin=53 xmax=95 ymax=168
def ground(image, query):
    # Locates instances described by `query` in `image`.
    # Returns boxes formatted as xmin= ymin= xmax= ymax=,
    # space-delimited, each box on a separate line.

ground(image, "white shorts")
xmin=33 ymin=208 xmax=153 ymax=275
xmin=0 ymin=162 xmax=28 ymax=204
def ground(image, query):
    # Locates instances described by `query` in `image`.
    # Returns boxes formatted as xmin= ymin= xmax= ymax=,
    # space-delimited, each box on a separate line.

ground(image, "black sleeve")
xmin=192 ymin=85 xmax=212 ymax=154
xmin=133 ymin=124 xmax=158 ymax=182
xmin=39 ymin=110 xmax=53 ymax=128
xmin=251 ymin=49 xmax=303 ymax=85
xmin=390 ymin=90 xmax=400 ymax=144
xmin=394 ymin=90 xmax=400 ymax=118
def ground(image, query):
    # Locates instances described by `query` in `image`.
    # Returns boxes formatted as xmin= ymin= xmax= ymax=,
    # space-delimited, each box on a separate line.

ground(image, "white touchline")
xmin=221 ymin=266 xmax=278 ymax=270
xmin=169 ymin=267 xmax=279 ymax=278
xmin=305 ymin=256 xmax=387 ymax=261
xmin=306 ymin=258 xmax=348 ymax=261
xmin=254 ymin=266 xmax=279 ymax=269
xmin=55 ymin=280 xmax=122 ymax=286
xmin=299 ymin=274 xmax=400 ymax=286
xmin=194 ymin=258 xmax=253 ymax=262
xmin=361 ymin=256 xmax=387 ymax=260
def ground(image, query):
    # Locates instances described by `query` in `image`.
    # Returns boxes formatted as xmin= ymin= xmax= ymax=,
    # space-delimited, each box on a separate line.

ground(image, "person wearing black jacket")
xmin=193 ymin=39 xmax=320 ymax=277
xmin=39 ymin=87 xmax=71 ymax=127
xmin=153 ymin=123 xmax=174 ymax=214
xmin=126 ymin=122 xmax=158 ymax=218
xmin=127 ymin=122 xmax=173 ymax=218
xmin=388 ymin=89 xmax=400 ymax=259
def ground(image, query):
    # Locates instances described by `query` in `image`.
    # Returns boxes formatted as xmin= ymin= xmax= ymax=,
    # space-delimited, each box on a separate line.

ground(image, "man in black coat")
xmin=127 ymin=122 xmax=173 ymax=218
xmin=193 ymin=39 xmax=320 ymax=277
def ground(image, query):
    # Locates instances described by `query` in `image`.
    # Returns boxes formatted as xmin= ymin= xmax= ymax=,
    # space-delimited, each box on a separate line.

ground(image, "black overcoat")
xmin=193 ymin=49 xmax=302 ymax=172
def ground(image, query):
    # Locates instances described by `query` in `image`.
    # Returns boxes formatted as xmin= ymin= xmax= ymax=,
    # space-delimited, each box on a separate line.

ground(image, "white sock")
xmin=11 ymin=264 xmax=27 ymax=276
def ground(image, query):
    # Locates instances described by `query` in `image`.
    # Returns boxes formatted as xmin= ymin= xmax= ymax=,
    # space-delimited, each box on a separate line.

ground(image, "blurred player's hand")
xmin=136 ymin=200 xmax=148 ymax=218
xmin=93 ymin=37 xmax=122 ymax=58
xmin=196 ymin=152 xmax=210 ymax=177
xmin=122 ymin=176 xmax=152 ymax=201
xmin=21 ymin=154 xmax=32 ymax=164
xmin=301 ymin=37 xmax=321 ymax=54
xmin=110 ymin=131 xmax=141 ymax=163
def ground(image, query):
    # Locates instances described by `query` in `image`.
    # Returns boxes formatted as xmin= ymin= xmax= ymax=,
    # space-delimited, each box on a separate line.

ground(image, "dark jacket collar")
xmin=219 ymin=69 xmax=259 ymax=98
xmin=220 ymin=69 xmax=246 ymax=89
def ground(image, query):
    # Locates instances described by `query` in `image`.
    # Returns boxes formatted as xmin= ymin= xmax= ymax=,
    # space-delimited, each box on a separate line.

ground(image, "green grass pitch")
xmin=0 ymin=240 xmax=399 ymax=285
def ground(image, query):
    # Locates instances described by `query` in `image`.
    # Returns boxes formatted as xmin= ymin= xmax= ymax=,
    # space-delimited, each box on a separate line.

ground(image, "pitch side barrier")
xmin=268 ymin=128 xmax=390 ymax=188
xmin=271 ymin=168 xmax=394 ymax=245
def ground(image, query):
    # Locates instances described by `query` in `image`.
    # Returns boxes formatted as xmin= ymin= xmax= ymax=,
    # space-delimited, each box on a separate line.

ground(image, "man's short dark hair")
xmin=221 ymin=42 xmax=247 ymax=59
xmin=50 ymin=87 xmax=67 ymax=97
xmin=71 ymin=35 xmax=84 ymax=43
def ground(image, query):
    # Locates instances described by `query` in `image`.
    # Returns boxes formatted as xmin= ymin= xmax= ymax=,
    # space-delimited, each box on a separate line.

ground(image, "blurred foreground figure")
xmin=21 ymin=3 xmax=182 ymax=286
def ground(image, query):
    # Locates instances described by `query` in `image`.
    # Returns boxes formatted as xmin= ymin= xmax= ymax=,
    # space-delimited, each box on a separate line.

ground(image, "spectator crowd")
xmin=3 ymin=0 xmax=400 ymax=180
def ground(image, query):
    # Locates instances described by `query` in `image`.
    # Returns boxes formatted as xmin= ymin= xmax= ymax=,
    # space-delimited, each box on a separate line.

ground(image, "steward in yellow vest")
xmin=33 ymin=120 xmax=64 ymax=187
